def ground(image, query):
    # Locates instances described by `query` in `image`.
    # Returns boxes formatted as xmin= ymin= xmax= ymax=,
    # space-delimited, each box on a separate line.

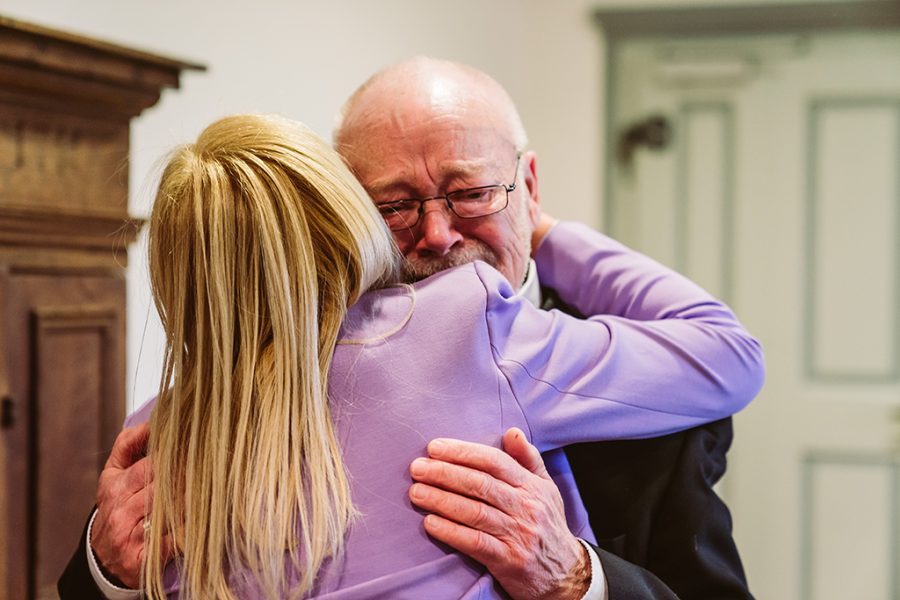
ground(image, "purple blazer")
xmin=128 ymin=222 xmax=764 ymax=599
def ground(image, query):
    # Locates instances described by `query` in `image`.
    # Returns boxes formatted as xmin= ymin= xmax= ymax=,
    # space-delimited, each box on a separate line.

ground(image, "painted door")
xmin=608 ymin=31 xmax=900 ymax=600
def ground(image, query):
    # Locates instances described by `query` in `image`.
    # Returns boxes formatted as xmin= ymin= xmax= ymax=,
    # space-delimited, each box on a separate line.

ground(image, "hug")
xmin=59 ymin=57 xmax=764 ymax=600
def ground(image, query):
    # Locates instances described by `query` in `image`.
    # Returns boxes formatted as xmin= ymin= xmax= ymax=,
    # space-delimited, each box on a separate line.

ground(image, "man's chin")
xmin=401 ymin=248 xmax=499 ymax=284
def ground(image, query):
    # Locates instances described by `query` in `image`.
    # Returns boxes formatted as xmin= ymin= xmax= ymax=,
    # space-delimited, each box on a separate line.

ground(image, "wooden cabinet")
xmin=0 ymin=17 xmax=202 ymax=599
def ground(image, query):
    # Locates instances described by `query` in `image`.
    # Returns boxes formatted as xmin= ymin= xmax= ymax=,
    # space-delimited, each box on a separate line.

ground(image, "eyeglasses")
xmin=375 ymin=155 xmax=521 ymax=231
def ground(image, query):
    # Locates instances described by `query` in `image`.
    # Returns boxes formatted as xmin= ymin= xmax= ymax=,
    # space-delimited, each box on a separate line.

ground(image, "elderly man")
xmin=60 ymin=57 xmax=756 ymax=600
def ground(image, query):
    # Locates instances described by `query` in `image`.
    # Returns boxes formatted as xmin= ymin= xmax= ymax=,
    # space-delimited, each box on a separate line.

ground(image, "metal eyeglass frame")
xmin=377 ymin=153 xmax=522 ymax=231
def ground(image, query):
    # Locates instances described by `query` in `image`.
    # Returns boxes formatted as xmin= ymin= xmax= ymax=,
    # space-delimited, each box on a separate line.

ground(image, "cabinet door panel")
xmin=2 ymin=273 xmax=124 ymax=600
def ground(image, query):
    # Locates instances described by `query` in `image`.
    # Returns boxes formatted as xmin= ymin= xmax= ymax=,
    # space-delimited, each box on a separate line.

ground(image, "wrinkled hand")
xmin=92 ymin=423 xmax=170 ymax=588
xmin=409 ymin=428 xmax=590 ymax=600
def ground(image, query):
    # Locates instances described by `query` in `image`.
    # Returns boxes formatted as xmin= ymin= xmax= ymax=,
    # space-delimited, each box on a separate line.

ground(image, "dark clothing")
xmin=58 ymin=517 xmax=106 ymax=600
xmin=544 ymin=285 xmax=753 ymax=600
xmin=568 ymin=420 xmax=753 ymax=599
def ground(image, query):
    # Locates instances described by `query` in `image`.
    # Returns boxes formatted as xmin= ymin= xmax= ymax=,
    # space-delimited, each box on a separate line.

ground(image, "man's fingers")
xmin=422 ymin=514 xmax=507 ymax=569
xmin=501 ymin=427 xmax=551 ymax=480
xmin=105 ymin=423 xmax=150 ymax=470
xmin=97 ymin=455 xmax=152 ymax=509
xmin=124 ymin=481 xmax=154 ymax=524
xmin=97 ymin=480 xmax=151 ymax=544
xmin=124 ymin=456 xmax=154 ymax=492
xmin=128 ymin=513 xmax=147 ymax=547
xmin=410 ymin=458 xmax=519 ymax=511
xmin=425 ymin=437 xmax=531 ymax=486
xmin=135 ymin=518 xmax=176 ymax=558
xmin=409 ymin=483 xmax=513 ymax=537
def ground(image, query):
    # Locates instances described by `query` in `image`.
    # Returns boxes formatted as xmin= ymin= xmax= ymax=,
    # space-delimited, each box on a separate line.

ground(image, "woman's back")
xmin=135 ymin=247 xmax=761 ymax=598
xmin=135 ymin=264 xmax=555 ymax=599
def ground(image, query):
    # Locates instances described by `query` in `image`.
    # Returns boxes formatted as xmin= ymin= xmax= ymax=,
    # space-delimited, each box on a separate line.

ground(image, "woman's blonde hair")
xmin=143 ymin=114 xmax=399 ymax=599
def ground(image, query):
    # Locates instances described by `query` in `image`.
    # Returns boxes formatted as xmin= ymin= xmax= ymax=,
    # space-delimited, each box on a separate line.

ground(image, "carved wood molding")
xmin=0 ymin=204 xmax=144 ymax=252
xmin=0 ymin=16 xmax=205 ymax=121
xmin=0 ymin=108 xmax=130 ymax=213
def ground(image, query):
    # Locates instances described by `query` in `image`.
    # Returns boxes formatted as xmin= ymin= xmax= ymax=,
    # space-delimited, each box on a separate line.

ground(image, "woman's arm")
xmin=476 ymin=227 xmax=764 ymax=449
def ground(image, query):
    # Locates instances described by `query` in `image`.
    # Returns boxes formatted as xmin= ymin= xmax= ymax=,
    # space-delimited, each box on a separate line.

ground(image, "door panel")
xmin=610 ymin=32 xmax=900 ymax=600
xmin=2 ymin=271 xmax=124 ymax=600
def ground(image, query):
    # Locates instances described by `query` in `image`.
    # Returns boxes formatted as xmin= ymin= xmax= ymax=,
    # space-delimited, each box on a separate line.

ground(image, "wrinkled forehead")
xmin=347 ymin=127 xmax=517 ymax=199
xmin=339 ymin=72 xmax=518 ymax=164
xmin=339 ymin=108 xmax=517 ymax=192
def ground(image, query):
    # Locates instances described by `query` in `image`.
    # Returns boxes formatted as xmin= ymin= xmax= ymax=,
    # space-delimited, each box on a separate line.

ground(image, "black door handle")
xmin=1 ymin=395 xmax=15 ymax=428
xmin=618 ymin=115 xmax=673 ymax=167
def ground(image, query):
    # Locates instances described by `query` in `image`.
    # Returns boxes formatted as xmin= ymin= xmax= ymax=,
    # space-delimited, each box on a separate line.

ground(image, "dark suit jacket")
xmin=544 ymin=286 xmax=753 ymax=600
xmin=58 ymin=517 xmax=108 ymax=600
xmin=568 ymin=421 xmax=753 ymax=599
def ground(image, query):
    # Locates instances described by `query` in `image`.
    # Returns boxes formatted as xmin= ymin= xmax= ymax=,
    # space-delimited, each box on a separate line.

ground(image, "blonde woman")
xmin=137 ymin=114 xmax=762 ymax=599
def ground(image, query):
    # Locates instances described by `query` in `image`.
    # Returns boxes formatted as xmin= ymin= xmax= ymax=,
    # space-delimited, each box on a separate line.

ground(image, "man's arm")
xmin=58 ymin=423 xmax=171 ymax=599
xmin=58 ymin=513 xmax=108 ymax=600
xmin=58 ymin=510 xmax=143 ymax=600
xmin=566 ymin=418 xmax=752 ymax=599
xmin=408 ymin=428 xmax=681 ymax=600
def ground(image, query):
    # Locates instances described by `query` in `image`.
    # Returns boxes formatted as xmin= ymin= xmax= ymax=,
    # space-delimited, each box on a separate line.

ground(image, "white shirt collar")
xmin=517 ymin=259 xmax=541 ymax=307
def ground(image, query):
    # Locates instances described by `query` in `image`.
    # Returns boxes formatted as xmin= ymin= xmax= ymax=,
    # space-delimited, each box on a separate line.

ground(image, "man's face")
xmin=338 ymin=95 xmax=540 ymax=288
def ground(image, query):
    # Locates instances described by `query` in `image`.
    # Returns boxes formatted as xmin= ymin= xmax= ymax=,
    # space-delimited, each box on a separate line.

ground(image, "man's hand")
xmin=92 ymin=423 xmax=168 ymax=589
xmin=408 ymin=428 xmax=590 ymax=600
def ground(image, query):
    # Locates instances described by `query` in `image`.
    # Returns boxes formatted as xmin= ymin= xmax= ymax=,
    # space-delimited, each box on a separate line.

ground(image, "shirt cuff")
xmin=578 ymin=538 xmax=609 ymax=600
xmin=86 ymin=510 xmax=142 ymax=600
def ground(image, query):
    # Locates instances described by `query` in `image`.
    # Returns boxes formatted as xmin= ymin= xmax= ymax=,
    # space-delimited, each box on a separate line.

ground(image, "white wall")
xmin=1 ymin=0 xmax=857 ymax=409
xmin=4 ymin=0 xmax=599 ymax=410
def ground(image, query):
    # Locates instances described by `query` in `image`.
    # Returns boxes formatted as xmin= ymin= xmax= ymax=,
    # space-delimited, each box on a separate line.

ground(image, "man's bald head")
xmin=334 ymin=56 xmax=527 ymax=154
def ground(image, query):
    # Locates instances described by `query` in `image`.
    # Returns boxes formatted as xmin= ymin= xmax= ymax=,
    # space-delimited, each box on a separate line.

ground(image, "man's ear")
xmin=520 ymin=150 xmax=541 ymax=228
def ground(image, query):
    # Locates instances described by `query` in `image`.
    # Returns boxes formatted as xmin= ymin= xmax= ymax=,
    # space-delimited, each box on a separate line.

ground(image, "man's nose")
xmin=417 ymin=202 xmax=463 ymax=256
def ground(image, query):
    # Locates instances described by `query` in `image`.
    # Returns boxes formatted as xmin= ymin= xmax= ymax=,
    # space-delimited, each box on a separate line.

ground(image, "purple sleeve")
xmin=474 ymin=228 xmax=764 ymax=451
xmin=536 ymin=221 xmax=728 ymax=320
xmin=124 ymin=396 xmax=156 ymax=428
